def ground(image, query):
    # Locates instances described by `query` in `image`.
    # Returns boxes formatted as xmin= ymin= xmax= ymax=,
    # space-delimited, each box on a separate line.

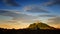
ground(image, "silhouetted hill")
xmin=28 ymin=22 xmax=55 ymax=30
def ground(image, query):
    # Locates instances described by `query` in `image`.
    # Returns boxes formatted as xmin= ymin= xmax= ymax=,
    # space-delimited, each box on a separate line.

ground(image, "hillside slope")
xmin=28 ymin=22 xmax=55 ymax=30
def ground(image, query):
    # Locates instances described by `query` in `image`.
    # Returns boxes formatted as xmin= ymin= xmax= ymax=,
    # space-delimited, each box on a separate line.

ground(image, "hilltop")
xmin=28 ymin=22 xmax=56 ymax=30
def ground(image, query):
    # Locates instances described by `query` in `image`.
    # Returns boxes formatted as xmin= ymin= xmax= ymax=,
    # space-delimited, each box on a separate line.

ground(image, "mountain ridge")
xmin=28 ymin=22 xmax=56 ymax=30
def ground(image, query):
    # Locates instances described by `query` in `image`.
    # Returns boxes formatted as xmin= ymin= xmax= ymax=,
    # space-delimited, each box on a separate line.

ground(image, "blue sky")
xmin=0 ymin=0 xmax=60 ymax=29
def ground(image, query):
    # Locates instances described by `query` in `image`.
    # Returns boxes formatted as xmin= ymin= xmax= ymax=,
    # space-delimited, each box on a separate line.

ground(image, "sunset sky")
xmin=0 ymin=0 xmax=60 ymax=29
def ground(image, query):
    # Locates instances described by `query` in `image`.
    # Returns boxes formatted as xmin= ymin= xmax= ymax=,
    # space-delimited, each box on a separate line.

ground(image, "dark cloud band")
xmin=3 ymin=0 xmax=20 ymax=6
xmin=44 ymin=0 xmax=60 ymax=6
xmin=0 ymin=10 xmax=36 ymax=23
xmin=24 ymin=5 xmax=49 ymax=13
xmin=38 ymin=15 xmax=57 ymax=17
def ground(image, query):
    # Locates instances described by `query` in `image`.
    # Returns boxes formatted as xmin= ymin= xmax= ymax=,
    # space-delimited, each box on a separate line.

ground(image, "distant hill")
xmin=28 ymin=22 xmax=55 ymax=30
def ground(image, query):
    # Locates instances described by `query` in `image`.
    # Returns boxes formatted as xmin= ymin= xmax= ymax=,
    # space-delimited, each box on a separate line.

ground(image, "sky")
xmin=0 ymin=0 xmax=60 ymax=29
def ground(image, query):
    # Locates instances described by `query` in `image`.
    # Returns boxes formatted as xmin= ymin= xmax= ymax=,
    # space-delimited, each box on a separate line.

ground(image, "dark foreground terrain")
xmin=0 ymin=28 xmax=60 ymax=34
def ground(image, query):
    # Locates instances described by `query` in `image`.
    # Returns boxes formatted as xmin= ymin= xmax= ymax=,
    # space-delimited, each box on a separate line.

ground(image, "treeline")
xmin=0 ymin=28 xmax=60 ymax=34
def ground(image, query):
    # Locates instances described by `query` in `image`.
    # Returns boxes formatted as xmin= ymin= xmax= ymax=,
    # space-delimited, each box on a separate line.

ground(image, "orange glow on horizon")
xmin=0 ymin=23 xmax=29 ymax=29
xmin=0 ymin=23 xmax=60 ymax=29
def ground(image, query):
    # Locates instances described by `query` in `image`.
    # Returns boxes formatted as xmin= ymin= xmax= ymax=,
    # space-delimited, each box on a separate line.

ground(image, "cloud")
xmin=44 ymin=0 xmax=60 ymax=6
xmin=3 ymin=0 xmax=20 ymax=6
xmin=47 ymin=16 xmax=60 ymax=28
xmin=0 ymin=10 xmax=36 ymax=23
xmin=38 ymin=14 xmax=57 ymax=17
xmin=24 ymin=5 xmax=49 ymax=13
xmin=0 ymin=10 xmax=20 ymax=17
xmin=47 ymin=17 xmax=60 ymax=24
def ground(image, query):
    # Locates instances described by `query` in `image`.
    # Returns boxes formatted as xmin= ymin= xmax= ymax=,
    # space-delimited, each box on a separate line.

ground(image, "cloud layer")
xmin=3 ymin=0 xmax=19 ymax=6
xmin=0 ymin=10 xmax=36 ymax=23
xmin=24 ymin=5 xmax=49 ymax=13
xmin=47 ymin=17 xmax=60 ymax=24
xmin=38 ymin=14 xmax=57 ymax=17
xmin=0 ymin=10 xmax=20 ymax=17
xmin=44 ymin=0 xmax=60 ymax=6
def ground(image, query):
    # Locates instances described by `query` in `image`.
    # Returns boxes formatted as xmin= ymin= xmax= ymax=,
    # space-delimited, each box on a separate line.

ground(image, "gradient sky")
xmin=0 ymin=0 xmax=60 ymax=29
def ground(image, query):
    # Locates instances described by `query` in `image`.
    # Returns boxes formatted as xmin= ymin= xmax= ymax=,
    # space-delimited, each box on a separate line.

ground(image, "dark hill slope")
xmin=28 ymin=22 xmax=55 ymax=30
